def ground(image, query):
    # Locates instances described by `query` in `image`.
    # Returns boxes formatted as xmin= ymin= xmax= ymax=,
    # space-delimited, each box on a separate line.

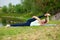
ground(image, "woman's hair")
xmin=44 ymin=18 xmax=47 ymax=23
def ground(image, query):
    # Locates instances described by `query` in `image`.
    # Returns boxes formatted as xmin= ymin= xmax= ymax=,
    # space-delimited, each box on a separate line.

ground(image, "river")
xmin=0 ymin=23 xmax=3 ymax=27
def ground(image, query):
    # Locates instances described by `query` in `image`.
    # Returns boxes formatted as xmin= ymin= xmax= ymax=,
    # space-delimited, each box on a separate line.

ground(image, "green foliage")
xmin=1 ymin=18 xmax=7 ymax=26
xmin=22 ymin=0 xmax=32 ymax=13
xmin=8 ymin=3 xmax=15 ymax=13
xmin=0 ymin=0 xmax=60 ymax=15
xmin=22 ymin=0 xmax=60 ymax=15
xmin=15 ymin=4 xmax=24 ymax=13
xmin=2 ymin=6 xmax=8 ymax=13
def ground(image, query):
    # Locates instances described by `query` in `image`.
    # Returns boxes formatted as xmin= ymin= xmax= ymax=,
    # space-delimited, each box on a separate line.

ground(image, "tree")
xmin=22 ymin=0 xmax=60 ymax=15
xmin=8 ymin=3 xmax=13 ymax=13
xmin=15 ymin=4 xmax=23 ymax=13
xmin=22 ymin=0 xmax=32 ymax=13
xmin=2 ymin=6 xmax=7 ymax=13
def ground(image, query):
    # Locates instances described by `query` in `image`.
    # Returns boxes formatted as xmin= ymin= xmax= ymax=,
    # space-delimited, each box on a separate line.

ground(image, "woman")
xmin=6 ymin=13 xmax=50 ymax=27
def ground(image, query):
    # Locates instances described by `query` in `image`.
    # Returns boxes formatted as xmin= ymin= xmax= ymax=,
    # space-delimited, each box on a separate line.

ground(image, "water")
xmin=0 ymin=23 xmax=3 ymax=27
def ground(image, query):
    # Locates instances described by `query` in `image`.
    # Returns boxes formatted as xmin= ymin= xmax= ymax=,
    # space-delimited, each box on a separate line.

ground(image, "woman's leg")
xmin=10 ymin=22 xmax=30 ymax=26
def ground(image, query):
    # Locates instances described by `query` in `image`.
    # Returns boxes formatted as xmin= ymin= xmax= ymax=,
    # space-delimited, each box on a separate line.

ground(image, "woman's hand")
xmin=45 ymin=13 xmax=51 ymax=16
xmin=32 ymin=16 xmax=37 ymax=18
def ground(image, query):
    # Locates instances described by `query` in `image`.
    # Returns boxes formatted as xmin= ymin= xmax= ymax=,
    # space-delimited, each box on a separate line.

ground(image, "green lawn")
xmin=0 ymin=21 xmax=60 ymax=40
xmin=0 ymin=13 xmax=60 ymax=40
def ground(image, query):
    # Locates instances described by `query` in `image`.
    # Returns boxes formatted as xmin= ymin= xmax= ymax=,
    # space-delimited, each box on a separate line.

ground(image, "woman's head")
xmin=42 ymin=19 xmax=47 ymax=24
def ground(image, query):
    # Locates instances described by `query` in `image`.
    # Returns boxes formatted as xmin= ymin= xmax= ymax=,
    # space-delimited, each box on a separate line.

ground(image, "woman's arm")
xmin=32 ymin=16 xmax=41 ymax=22
xmin=45 ymin=13 xmax=51 ymax=23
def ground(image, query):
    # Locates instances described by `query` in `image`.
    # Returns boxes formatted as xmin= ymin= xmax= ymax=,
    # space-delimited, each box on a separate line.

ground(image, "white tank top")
xmin=30 ymin=20 xmax=40 ymax=26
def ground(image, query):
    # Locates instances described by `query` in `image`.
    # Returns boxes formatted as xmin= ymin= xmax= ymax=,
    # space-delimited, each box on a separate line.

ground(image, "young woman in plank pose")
xmin=6 ymin=13 xmax=50 ymax=27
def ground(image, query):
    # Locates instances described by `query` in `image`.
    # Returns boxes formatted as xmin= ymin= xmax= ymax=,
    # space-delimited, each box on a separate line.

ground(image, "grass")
xmin=0 ymin=25 xmax=60 ymax=40
xmin=0 ymin=21 xmax=60 ymax=40
xmin=0 ymin=13 xmax=60 ymax=40
xmin=49 ymin=20 xmax=60 ymax=24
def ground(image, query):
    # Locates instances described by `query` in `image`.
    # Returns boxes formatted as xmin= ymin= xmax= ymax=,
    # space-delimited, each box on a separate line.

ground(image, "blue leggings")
xmin=10 ymin=18 xmax=35 ymax=26
xmin=10 ymin=21 xmax=31 ymax=26
xmin=10 ymin=15 xmax=44 ymax=26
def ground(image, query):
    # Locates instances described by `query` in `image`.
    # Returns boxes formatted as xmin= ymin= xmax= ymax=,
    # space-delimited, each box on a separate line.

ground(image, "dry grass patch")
xmin=1 ymin=25 xmax=60 ymax=40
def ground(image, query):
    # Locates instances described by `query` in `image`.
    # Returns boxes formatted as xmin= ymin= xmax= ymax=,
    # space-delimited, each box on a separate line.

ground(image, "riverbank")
xmin=0 ymin=25 xmax=60 ymax=40
xmin=0 ymin=20 xmax=60 ymax=40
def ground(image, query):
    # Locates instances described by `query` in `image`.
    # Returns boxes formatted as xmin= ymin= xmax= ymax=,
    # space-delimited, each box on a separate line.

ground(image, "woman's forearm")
xmin=32 ymin=16 xmax=41 ymax=21
xmin=46 ymin=16 xmax=49 ymax=23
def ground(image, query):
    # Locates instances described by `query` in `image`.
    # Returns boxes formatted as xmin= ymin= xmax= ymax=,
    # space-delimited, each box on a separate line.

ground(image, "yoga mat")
xmin=44 ymin=24 xmax=57 ymax=26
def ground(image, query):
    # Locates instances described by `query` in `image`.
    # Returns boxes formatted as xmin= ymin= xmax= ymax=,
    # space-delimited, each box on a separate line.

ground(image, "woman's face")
xmin=40 ymin=19 xmax=46 ymax=24
xmin=42 ymin=19 xmax=46 ymax=22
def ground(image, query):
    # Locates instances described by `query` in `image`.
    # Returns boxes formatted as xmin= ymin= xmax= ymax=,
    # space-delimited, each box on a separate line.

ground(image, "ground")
xmin=0 ymin=13 xmax=60 ymax=40
xmin=0 ymin=21 xmax=60 ymax=40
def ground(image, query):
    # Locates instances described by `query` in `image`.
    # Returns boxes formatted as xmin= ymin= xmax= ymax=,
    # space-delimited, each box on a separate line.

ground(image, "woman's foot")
xmin=5 ymin=24 xmax=10 ymax=28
